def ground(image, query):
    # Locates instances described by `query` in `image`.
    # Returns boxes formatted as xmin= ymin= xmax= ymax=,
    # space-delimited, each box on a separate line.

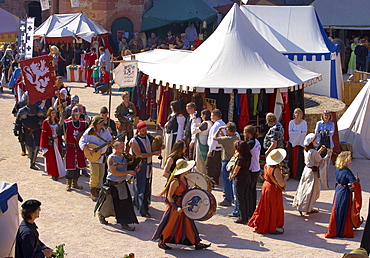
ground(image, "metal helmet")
xmin=17 ymin=107 xmax=28 ymax=120
xmin=21 ymin=92 xmax=29 ymax=103
xmin=37 ymin=107 xmax=46 ymax=117
xmin=71 ymin=106 xmax=80 ymax=115
xmin=71 ymin=95 xmax=79 ymax=105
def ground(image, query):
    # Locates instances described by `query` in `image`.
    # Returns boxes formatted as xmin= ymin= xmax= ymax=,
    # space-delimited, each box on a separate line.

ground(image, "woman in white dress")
xmin=292 ymin=133 xmax=331 ymax=216
xmin=192 ymin=109 xmax=213 ymax=174
xmin=288 ymin=108 xmax=307 ymax=179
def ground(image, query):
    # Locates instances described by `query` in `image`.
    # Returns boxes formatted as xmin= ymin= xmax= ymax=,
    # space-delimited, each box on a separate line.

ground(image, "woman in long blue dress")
xmin=325 ymin=151 xmax=361 ymax=238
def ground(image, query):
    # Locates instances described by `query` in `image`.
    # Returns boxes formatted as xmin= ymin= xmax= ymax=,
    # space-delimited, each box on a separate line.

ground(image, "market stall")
xmin=34 ymin=13 xmax=111 ymax=82
xmin=123 ymin=4 xmax=321 ymax=140
xmin=0 ymin=8 xmax=18 ymax=43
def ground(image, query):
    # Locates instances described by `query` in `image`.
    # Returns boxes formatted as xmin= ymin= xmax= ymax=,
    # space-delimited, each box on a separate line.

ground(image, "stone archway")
xmin=27 ymin=1 xmax=42 ymax=26
xmin=110 ymin=17 xmax=134 ymax=55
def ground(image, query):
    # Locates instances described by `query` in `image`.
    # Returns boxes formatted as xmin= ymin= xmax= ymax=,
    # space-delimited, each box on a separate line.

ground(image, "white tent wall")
xmin=241 ymin=5 xmax=342 ymax=100
xmin=338 ymin=81 xmax=370 ymax=159
xmin=0 ymin=195 xmax=19 ymax=258
xmin=294 ymin=55 xmax=343 ymax=99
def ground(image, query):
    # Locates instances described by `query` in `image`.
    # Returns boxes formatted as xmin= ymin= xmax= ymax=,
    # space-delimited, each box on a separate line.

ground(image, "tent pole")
xmin=108 ymin=56 xmax=113 ymax=129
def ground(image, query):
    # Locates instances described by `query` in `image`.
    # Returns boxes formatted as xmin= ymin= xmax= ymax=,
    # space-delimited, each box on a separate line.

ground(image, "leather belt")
xmin=336 ymin=183 xmax=348 ymax=187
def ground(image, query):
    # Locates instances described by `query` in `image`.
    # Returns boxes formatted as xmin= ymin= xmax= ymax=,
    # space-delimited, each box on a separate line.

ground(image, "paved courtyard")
xmin=0 ymin=82 xmax=369 ymax=257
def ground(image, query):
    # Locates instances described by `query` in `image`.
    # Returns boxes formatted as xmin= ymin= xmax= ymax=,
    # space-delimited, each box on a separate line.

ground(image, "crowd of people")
xmin=3 ymin=70 xmax=369 ymax=255
xmin=344 ymin=35 xmax=370 ymax=74
xmin=118 ymin=24 xmax=204 ymax=56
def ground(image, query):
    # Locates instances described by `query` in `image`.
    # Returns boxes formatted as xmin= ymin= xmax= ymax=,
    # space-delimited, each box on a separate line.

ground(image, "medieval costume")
xmin=325 ymin=168 xmax=362 ymax=238
xmin=16 ymin=104 xmax=43 ymax=170
xmin=248 ymin=149 xmax=287 ymax=234
xmin=95 ymin=151 xmax=138 ymax=231
xmin=152 ymin=159 xmax=210 ymax=250
xmin=64 ymin=110 xmax=88 ymax=191
xmin=79 ymin=116 xmax=112 ymax=200
xmin=40 ymin=120 xmax=66 ymax=180
xmin=129 ymin=130 xmax=154 ymax=217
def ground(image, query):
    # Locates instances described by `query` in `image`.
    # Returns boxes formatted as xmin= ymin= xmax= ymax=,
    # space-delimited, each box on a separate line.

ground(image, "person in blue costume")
xmin=325 ymin=151 xmax=362 ymax=238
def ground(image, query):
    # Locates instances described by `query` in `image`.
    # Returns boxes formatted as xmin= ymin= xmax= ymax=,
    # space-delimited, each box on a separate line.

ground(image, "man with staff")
xmin=129 ymin=122 xmax=162 ymax=217
xmin=79 ymin=116 xmax=113 ymax=201
xmin=115 ymin=91 xmax=137 ymax=149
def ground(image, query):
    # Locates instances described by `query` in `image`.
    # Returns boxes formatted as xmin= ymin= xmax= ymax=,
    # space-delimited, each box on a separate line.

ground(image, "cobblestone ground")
xmin=0 ymin=82 xmax=369 ymax=258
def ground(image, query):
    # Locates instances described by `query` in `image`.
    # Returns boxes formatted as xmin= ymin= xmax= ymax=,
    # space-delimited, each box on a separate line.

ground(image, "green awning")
xmin=142 ymin=0 xmax=218 ymax=31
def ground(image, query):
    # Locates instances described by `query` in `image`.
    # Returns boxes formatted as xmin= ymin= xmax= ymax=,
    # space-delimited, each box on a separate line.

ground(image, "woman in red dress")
xmin=152 ymin=159 xmax=210 ymax=250
xmin=248 ymin=148 xmax=288 ymax=234
xmin=40 ymin=107 xmax=66 ymax=181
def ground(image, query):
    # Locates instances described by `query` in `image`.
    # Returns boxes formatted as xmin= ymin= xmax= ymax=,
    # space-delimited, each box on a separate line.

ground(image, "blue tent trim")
xmin=283 ymin=53 xmax=331 ymax=61
xmin=315 ymin=10 xmax=339 ymax=54
xmin=0 ymin=183 xmax=23 ymax=213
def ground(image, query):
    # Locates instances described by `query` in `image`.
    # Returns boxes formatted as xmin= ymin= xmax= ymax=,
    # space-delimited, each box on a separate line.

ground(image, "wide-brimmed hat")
xmin=91 ymin=116 xmax=104 ymax=126
xmin=266 ymin=148 xmax=286 ymax=165
xmin=174 ymin=159 xmax=195 ymax=176
xmin=304 ymin=133 xmax=316 ymax=146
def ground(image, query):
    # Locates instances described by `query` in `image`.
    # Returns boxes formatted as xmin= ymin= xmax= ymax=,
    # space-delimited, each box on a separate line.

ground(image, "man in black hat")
xmin=15 ymin=200 xmax=53 ymax=258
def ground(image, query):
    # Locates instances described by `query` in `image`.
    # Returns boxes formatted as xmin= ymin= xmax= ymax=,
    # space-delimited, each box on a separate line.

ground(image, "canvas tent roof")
xmin=241 ymin=5 xmax=342 ymax=99
xmin=0 ymin=8 xmax=18 ymax=43
xmin=34 ymin=13 xmax=110 ymax=43
xmin=241 ymin=5 xmax=337 ymax=55
xmin=337 ymin=81 xmax=370 ymax=159
xmin=133 ymin=4 xmax=321 ymax=93
xmin=0 ymin=182 xmax=22 ymax=258
xmin=313 ymin=0 xmax=370 ymax=29
xmin=141 ymin=0 xmax=218 ymax=31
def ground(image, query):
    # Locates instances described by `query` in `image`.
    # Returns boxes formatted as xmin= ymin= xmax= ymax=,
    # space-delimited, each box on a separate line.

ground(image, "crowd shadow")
xmin=198 ymin=223 xmax=270 ymax=252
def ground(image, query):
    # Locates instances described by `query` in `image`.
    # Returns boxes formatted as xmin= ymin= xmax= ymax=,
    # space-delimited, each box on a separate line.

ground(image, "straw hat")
xmin=266 ymin=148 xmax=286 ymax=165
xmin=304 ymin=133 xmax=316 ymax=146
xmin=174 ymin=159 xmax=195 ymax=176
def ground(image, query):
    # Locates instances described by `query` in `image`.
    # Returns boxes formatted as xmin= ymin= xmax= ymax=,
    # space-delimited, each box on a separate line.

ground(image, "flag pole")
xmin=108 ymin=55 xmax=113 ymax=129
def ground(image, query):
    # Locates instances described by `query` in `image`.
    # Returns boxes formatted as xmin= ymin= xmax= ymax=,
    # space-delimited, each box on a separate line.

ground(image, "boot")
xmin=66 ymin=179 xmax=72 ymax=191
xmin=30 ymin=146 xmax=40 ymax=170
xmin=98 ymin=214 xmax=108 ymax=225
xmin=90 ymin=188 xmax=97 ymax=201
xmin=96 ymin=188 xmax=101 ymax=196
xmin=20 ymin=142 xmax=27 ymax=156
xmin=72 ymin=179 xmax=83 ymax=190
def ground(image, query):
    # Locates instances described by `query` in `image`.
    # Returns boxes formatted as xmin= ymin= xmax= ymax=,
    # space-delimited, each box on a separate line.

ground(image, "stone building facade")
xmin=0 ymin=0 xmax=152 ymax=37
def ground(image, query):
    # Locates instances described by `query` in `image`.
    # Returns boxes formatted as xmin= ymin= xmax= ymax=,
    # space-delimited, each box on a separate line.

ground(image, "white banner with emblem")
xmin=112 ymin=61 xmax=138 ymax=88
xmin=17 ymin=17 xmax=35 ymax=60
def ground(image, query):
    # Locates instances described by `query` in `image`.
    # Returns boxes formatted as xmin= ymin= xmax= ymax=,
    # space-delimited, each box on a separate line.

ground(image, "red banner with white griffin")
xmin=20 ymin=55 xmax=57 ymax=104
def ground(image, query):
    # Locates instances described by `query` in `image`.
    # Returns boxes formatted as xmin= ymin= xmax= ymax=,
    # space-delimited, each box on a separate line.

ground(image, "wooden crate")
xmin=343 ymin=81 xmax=366 ymax=105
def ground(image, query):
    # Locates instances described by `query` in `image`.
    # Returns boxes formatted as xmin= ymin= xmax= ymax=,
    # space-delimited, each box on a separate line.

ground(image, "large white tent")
xmin=241 ymin=5 xmax=343 ymax=99
xmin=34 ymin=13 xmax=110 ymax=43
xmin=0 ymin=182 xmax=22 ymax=258
xmin=313 ymin=0 xmax=370 ymax=30
xmin=338 ymin=81 xmax=370 ymax=159
xmin=132 ymin=4 xmax=321 ymax=93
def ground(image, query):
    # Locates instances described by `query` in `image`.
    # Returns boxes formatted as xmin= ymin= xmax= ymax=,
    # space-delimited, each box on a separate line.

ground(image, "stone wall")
xmin=1 ymin=0 xmax=152 ymax=32
xmin=304 ymin=93 xmax=346 ymax=133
